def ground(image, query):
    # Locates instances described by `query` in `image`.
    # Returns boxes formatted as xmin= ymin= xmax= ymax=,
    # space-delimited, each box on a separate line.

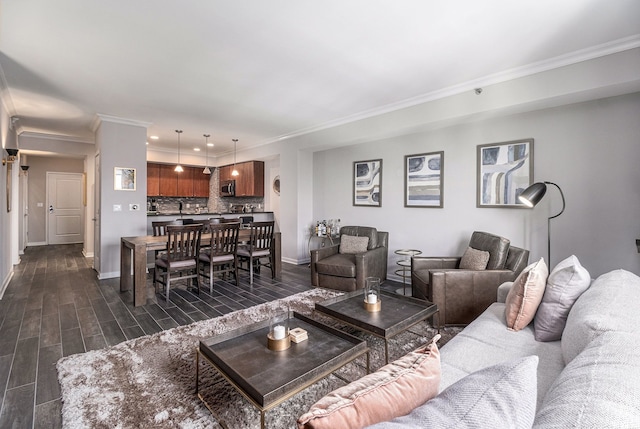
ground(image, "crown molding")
xmin=270 ymin=35 xmax=640 ymax=144
xmin=91 ymin=114 xmax=152 ymax=132
xmin=19 ymin=130 xmax=94 ymax=144
xmin=0 ymin=62 xmax=16 ymax=118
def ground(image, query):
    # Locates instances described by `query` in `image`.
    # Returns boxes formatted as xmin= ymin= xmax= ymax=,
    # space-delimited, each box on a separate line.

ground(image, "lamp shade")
xmin=518 ymin=182 xmax=547 ymax=207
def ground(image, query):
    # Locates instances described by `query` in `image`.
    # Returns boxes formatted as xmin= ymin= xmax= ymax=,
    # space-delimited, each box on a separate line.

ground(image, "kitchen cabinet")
xmin=193 ymin=168 xmax=211 ymax=197
xmin=177 ymin=166 xmax=194 ymax=196
xmin=219 ymin=165 xmax=233 ymax=183
xmin=234 ymin=161 xmax=264 ymax=197
xmin=147 ymin=163 xmax=160 ymax=196
xmin=148 ymin=163 xmax=211 ymax=197
xmin=158 ymin=164 xmax=178 ymax=196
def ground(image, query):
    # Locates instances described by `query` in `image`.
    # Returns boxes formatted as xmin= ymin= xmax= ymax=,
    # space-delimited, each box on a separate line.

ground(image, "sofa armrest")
xmin=310 ymin=245 xmax=340 ymax=286
xmin=497 ymin=281 xmax=513 ymax=303
xmin=355 ymin=246 xmax=389 ymax=287
xmin=429 ymin=269 xmax=516 ymax=326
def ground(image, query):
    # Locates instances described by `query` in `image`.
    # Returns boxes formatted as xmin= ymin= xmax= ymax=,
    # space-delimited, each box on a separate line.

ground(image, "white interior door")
xmin=47 ymin=172 xmax=84 ymax=245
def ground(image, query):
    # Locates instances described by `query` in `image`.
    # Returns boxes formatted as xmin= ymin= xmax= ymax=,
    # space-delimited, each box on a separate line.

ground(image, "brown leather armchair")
xmin=411 ymin=231 xmax=529 ymax=327
xmin=311 ymin=226 xmax=389 ymax=292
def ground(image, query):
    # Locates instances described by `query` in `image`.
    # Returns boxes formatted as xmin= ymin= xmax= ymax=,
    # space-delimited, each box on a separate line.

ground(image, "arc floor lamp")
xmin=518 ymin=181 xmax=566 ymax=264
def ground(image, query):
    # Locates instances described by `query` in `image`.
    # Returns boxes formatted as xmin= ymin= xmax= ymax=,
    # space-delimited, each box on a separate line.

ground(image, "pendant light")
xmin=174 ymin=130 xmax=184 ymax=172
xmin=202 ymin=134 xmax=212 ymax=174
xmin=231 ymin=138 xmax=239 ymax=176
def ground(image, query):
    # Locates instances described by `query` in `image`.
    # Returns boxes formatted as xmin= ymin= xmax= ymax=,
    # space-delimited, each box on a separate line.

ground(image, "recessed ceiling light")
xmin=150 ymin=135 xmax=159 ymax=140
xmin=146 ymin=141 xmax=149 ymax=145
xmin=207 ymin=143 xmax=214 ymax=147
xmin=193 ymin=147 xmax=201 ymax=152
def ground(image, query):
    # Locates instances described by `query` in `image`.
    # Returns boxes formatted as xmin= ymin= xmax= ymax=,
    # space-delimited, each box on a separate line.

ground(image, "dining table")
xmin=120 ymin=229 xmax=282 ymax=307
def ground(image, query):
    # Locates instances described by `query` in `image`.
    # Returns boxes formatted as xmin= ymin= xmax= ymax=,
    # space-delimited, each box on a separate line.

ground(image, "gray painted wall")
xmin=25 ymin=156 xmax=84 ymax=244
xmin=0 ymin=99 xmax=12 ymax=294
xmin=95 ymin=118 xmax=148 ymax=278
xmin=313 ymin=93 xmax=640 ymax=279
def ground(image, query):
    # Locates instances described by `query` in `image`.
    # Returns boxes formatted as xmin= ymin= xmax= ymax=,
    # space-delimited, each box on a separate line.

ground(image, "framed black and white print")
xmin=353 ymin=159 xmax=382 ymax=207
xmin=477 ymin=139 xmax=533 ymax=208
xmin=405 ymin=151 xmax=443 ymax=208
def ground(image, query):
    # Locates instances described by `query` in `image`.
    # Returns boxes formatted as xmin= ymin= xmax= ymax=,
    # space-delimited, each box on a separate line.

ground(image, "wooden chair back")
xmin=165 ymin=224 xmax=202 ymax=262
xmin=208 ymin=222 xmax=240 ymax=257
xmin=246 ymin=221 xmax=275 ymax=252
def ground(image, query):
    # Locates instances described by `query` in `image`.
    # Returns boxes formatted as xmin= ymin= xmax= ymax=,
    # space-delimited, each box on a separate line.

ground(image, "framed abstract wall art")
xmin=353 ymin=159 xmax=382 ymax=207
xmin=114 ymin=167 xmax=136 ymax=191
xmin=477 ymin=139 xmax=533 ymax=208
xmin=405 ymin=151 xmax=444 ymax=208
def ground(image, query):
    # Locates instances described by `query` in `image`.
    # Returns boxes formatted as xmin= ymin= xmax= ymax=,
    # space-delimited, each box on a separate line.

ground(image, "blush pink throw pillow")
xmin=505 ymin=258 xmax=548 ymax=331
xmin=297 ymin=335 xmax=441 ymax=429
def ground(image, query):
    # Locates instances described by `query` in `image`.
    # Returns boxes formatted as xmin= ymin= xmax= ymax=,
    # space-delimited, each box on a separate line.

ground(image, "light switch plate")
xmin=113 ymin=204 xmax=122 ymax=212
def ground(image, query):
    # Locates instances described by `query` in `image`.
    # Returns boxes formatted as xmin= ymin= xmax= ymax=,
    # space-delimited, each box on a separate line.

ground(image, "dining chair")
xmin=199 ymin=222 xmax=240 ymax=292
xmin=153 ymin=224 xmax=202 ymax=301
xmin=237 ymin=221 xmax=275 ymax=284
xmin=151 ymin=220 xmax=180 ymax=259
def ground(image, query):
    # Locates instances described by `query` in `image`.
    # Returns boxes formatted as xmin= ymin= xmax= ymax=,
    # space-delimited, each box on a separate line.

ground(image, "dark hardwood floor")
xmin=0 ymin=243 xmax=319 ymax=428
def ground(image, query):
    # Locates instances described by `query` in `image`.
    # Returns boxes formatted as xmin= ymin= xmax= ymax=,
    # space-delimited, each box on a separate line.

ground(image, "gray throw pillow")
xmin=365 ymin=356 xmax=538 ymax=429
xmin=339 ymin=235 xmax=369 ymax=254
xmin=534 ymin=255 xmax=591 ymax=342
xmin=459 ymin=247 xmax=490 ymax=270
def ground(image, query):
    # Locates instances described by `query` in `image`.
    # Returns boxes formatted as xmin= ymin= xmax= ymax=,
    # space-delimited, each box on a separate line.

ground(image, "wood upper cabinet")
xmin=232 ymin=161 xmax=264 ymax=197
xmin=158 ymin=164 xmax=178 ymax=196
xmin=177 ymin=166 xmax=194 ymax=196
xmin=147 ymin=163 xmax=160 ymax=196
xmin=193 ymin=168 xmax=211 ymax=197
xmin=219 ymin=165 xmax=233 ymax=183
xmin=148 ymin=163 xmax=211 ymax=197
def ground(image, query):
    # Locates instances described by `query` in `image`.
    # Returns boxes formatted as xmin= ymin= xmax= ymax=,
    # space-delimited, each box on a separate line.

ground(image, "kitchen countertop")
xmin=147 ymin=211 xmax=273 ymax=216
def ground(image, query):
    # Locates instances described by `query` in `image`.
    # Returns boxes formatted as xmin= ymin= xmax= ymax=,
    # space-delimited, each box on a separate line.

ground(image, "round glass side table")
xmin=394 ymin=249 xmax=422 ymax=296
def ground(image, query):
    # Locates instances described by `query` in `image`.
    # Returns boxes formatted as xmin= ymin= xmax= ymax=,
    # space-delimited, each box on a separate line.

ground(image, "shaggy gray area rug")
xmin=57 ymin=289 xmax=462 ymax=428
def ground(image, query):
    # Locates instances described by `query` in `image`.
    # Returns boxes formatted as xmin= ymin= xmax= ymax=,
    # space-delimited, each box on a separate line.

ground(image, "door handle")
xmin=49 ymin=205 xmax=54 ymax=214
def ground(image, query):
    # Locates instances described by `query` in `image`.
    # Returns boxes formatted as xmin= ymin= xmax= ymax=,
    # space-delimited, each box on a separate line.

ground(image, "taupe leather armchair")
xmin=411 ymin=231 xmax=529 ymax=327
xmin=311 ymin=226 xmax=388 ymax=292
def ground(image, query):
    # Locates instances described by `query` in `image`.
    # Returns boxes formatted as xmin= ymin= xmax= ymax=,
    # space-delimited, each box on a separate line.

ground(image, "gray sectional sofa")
xmin=432 ymin=268 xmax=640 ymax=427
xmin=300 ymin=267 xmax=640 ymax=428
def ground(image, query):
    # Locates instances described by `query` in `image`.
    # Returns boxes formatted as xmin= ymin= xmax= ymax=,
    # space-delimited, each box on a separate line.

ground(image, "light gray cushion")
xmin=459 ymin=247 xmax=490 ymax=270
xmin=534 ymin=331 xmax=640 ymax=428
xmin=366 ymin=356 xmax=538 ymax=429
xmin=534 ymin=255 xmax=591 ymax=342
xmin=561 ymin=269 xmax=640 ymax=364
xmin=339 ymin=235 xmax=370 ymax=254
xmin=439 ymin=303 xmax=564 ymax=409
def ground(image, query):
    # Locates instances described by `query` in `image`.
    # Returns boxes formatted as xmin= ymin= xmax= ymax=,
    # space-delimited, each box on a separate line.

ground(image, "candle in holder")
xmin=273 ymin=325 xmax=286 ymax=340
xmin=364 ymin=276 xmax=381 ymax=312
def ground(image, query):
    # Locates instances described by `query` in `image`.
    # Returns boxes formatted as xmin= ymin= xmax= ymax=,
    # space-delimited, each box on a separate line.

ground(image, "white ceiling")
xmin=1 ymin=0 xmax=639 ymax=155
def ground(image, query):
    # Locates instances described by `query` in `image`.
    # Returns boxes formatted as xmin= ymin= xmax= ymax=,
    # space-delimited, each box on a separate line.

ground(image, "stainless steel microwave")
xmin=220 ymin=180 xmax=235 ymax=197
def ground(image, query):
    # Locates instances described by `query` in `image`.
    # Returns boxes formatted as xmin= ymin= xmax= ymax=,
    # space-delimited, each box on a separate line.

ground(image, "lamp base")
xmin=363 ymin=300 xmax=381 ymax=312
xmin=267 ymin=334 xmax=291 ymax=351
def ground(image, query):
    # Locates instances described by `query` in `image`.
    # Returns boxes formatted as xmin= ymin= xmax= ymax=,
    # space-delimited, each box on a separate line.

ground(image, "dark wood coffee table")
xmin=315 ymin=290 xmax=439 ymax=364
xmin=196 ymin=312 xmax=369 ymax=429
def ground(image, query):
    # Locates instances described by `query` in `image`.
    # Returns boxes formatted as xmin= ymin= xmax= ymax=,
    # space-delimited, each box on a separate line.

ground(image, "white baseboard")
xmin=83 ymin=249 xmax=94 ymax=258
xmin=27 ymin=241 xmax=47 ymax=247
xmin=0 ymin=270 xmax=14 ymax=300
xmin=97 ymin=271 xmax=120 ymax=280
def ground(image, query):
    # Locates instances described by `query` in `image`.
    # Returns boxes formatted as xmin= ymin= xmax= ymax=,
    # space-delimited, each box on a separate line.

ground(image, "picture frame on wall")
xmin=477 ymin=139 xmax=533 ymax=208
xmin=353 ymin=159 xmax=382 ymax=207
xmin=405 ymin=151 xmax=444 ymax=208
xmin=114 ymin=167 xmax=136 ymax=191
